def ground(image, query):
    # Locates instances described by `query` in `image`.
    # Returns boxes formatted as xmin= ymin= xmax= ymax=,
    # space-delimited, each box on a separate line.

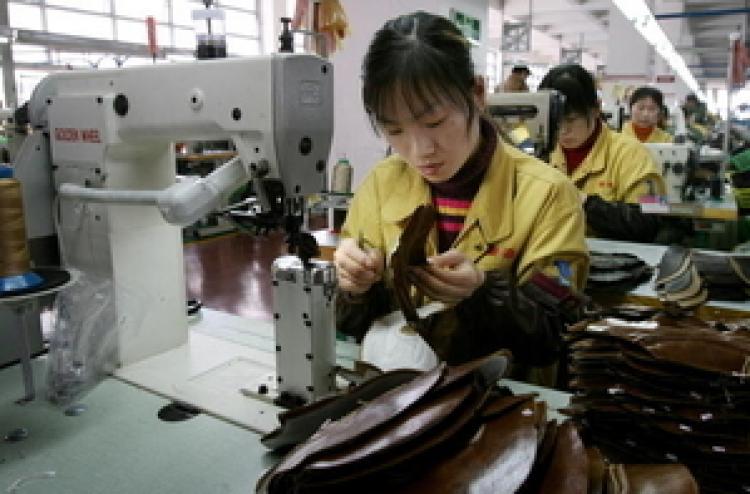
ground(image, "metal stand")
xmin=8 ymin=301 xmax=38 ymax=403
xmin=0 ymin=269 xmax=74 ymax=404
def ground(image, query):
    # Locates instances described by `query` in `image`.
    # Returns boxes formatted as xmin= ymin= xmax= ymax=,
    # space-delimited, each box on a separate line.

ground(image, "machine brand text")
xmin=54 ymin=127 xmax=102 ymax=143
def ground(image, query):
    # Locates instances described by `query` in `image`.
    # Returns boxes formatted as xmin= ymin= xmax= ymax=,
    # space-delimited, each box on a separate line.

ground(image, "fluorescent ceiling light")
xmin=611 ymin=0 xmax=705 ymax=99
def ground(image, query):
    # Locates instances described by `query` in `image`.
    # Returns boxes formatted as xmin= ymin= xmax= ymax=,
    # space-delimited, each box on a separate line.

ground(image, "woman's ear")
xmin=473 ymin=76 xmax=487 ymax=111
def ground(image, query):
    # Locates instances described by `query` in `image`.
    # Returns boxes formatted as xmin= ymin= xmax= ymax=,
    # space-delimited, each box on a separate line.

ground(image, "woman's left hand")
xmin=409 ymin=250 xmax=485 ymax=305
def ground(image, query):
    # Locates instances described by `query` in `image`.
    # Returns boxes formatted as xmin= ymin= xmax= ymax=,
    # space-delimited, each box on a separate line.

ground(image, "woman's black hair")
xmin=362 ymin=11 xmax=477 ymax=129
xmin=629 ymin=86 xmax=664 ymax=109
xmin=538 ymin=64 xmax=598 ymax=118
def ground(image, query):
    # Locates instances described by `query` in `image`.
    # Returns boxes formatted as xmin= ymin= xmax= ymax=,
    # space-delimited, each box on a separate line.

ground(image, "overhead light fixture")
xmin=611 ymin=0 xmax=705 ymax=100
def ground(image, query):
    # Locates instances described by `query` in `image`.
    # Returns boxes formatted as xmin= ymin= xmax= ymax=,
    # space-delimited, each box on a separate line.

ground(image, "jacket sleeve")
xmin=335 ymin=282 xmax=392 ymax=342
xmin=458 ymin=178 xmax=588 ymax=368
xmin=515 ymin=177 xmax=589 ymax=291
xmin=583 ymin=193 xmax=662 ymax=242
xmin=583 ymin=137 xmax=666 ymax=242
xmin=334 ymin=167 xmax=391 ymax=341
xmin=456 ymin=270 xmax=585 ymax=367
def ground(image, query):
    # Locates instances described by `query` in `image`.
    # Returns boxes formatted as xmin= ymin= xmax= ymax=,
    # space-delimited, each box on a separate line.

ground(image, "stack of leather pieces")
xmin=257 ymin=353 xmax=698 ymax=493
xmin=587 ymin=252 xmax=653 ymax=293
xmin=654 ymin=245 xmax=708 ymax=311
xmin=691 ymin=251 xmax=750 ymax=301
xmin=566 ymin=315 xmax=750 ymax=493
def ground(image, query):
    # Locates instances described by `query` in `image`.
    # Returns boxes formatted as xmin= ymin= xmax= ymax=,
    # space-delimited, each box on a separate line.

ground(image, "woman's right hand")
xmin=334 ymin=237 xmax=384 ymax=295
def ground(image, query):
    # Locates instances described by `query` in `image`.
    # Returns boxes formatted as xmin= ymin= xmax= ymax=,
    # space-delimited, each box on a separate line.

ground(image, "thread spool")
xmin=331 ymin=157 xmax=352 ymax=194
xmin=0 ymin=166 xmax=43 ymax=293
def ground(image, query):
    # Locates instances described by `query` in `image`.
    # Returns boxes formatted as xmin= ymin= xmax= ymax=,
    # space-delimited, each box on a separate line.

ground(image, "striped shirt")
xmin=431 ymin=118 xmax=497 ymax=251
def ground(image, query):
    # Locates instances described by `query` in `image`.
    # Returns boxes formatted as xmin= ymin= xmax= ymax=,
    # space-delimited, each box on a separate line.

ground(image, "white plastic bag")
xmin=360 ymin=302 xmax=446 ymax=372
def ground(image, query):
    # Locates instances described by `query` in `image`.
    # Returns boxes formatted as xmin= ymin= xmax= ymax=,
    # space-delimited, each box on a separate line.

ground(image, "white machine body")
xmin=272 ymin=256 xmax=337 ymax=403
xmin=645 ymin=143 xmax=692 ymax=203
xmin=486 ymin=90 xmax=564 ymax=158
xmin=24 ymin=54 xmax=334 ymax=369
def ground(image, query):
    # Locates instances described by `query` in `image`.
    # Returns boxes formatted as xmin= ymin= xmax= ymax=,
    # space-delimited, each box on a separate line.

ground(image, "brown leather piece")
xmin=534 ymin=421 xmax=589 ymax=494
xmin=305 ymin=382 xmax=473 ymax=473
xmin=586 ymin=448 xmax=606 ymax=494
xmin=261 ymin=369 xmax=420 ymax=451
xmin=606 ymin=464 xmax=699 ymax=494
xmin=393 ymin=395 xmax=542 ymax=494
xmin=573 ymin=319 xmax=750 ymax=376
xmin=567 ymin=316 xmax=749 ymax=493
xmin=298 ymin=355 xmax=510 ymax=489
xmin=256 ymin=363 xmax=445 ymax=493
xmin=390 ymin=204 xmax=437 ymax=324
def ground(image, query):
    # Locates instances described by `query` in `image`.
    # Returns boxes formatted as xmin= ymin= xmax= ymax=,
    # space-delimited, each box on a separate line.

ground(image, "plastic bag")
xmin=46 ymin=273 xmax=118 ymax=406
xmin=360 ymin=302 xmax=445 ymax=372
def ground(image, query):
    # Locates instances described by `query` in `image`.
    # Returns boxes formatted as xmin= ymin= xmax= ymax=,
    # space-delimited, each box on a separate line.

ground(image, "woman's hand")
xmin=334 ymin=237 xmax=384 ymax=295
xmin=410 ymin=250 xmax=485 ymax=305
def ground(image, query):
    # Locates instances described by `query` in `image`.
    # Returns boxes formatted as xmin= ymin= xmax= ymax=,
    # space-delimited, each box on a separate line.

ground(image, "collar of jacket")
xmin=549 ymin=122 xmax=613 ymax=184
xmin=381 ymin=139 xmax=514 ymax=245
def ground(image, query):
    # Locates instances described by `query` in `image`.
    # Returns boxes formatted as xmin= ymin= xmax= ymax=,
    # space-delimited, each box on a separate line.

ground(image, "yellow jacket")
xmin=549 ymin=124 xmax=665 ymax=203
xmin=621 ymin=121 xmax=673 ymax=144
xmin=342 ymin=141 xmax=589 ymax=292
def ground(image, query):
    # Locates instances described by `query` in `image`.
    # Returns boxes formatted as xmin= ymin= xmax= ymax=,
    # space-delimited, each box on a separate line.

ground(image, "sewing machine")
xmin=14 ymin=52 xmax=336 ymax=428
xmin=486 ymin=90 xmax=564 ymax=160
xmin=602 ymin=105 xmax=625 ymax=132
xmin=644 ymin=143 xmax=694 ymax=202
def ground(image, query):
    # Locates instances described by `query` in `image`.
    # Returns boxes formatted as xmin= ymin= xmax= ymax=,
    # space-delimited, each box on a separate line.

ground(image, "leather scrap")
xmin=390 ymin=204 xmax=437 ymax=325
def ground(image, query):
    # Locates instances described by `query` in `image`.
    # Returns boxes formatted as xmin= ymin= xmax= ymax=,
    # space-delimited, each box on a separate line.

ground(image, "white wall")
xmin=328 ymin=0 xmax=489 ymax=188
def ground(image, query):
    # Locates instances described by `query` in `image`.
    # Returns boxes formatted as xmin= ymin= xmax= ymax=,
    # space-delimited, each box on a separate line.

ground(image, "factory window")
xmin=114 ymin=0 xmax=170 ymax=23
xmin=7 ymin=0 xmax=262 ymax=60
xmin=47 ymin=0 xmax=110 ymax=14
xmin=217 ymin=0 xmax=257 ymax=8
xmin=224 ymin=10 xmax=259 ymax=37
xmin=4 ymin=0 xmax=263 ymax=103
xmin=225 ymin=35 xmax=260 ymax=56
xmin=13 ymin=45 xmax=47 ymax=64
xmin=8 ymin=4 xmax=43 ymax=31
xmin=174 ymin=28 xmax=198 ymax=50
xmin=46 ymin=8 xmax=114 ymax=39
xmin=171 ymin=0 xmax=200 ymax=27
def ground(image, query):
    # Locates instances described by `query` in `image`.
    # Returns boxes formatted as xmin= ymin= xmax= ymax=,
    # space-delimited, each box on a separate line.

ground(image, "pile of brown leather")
xmin=566 ymin=314 xmax=750 ymax=494
xmin=587 ymin=252 xmax=653 ymax=293
xmin=257 ymin=353 xmax=697 ymax=493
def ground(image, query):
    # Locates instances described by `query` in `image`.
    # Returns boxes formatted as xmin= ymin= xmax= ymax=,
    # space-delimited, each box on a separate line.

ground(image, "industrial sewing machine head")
xmin=485 ymin=90 xmax=564 ymax=160
xmin=17 ymin=50 xmax=337 ymax=408
xmin=644 ymin=143 xmax=695 ymax=203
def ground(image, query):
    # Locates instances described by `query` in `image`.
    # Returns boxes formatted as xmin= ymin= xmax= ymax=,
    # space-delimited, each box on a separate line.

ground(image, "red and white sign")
xmin=54 ymin=127 xmax=102 ymax=143
xmin=82 ymin=129 xmax=101 ymax=143
xmin=54 ymin=127 xmax=79 ymax=142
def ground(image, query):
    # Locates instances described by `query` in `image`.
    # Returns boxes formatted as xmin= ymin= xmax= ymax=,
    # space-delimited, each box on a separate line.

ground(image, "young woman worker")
xmin=622 ymin=86 xmax=673 ymax=144
xmin=539 ymin=64 xmax=667 ymax=242
xmin=333 ymin=12 xmax=589 ymax=385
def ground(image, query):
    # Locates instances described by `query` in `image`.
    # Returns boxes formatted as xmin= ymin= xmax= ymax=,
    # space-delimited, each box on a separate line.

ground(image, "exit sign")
xmin=450 ymin=9 xmax=481 ymax=44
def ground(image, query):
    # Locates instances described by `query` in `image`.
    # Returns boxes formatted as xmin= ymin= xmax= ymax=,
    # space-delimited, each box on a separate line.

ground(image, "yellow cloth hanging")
xmin=317 ymin=0 xmax=349 ymax=54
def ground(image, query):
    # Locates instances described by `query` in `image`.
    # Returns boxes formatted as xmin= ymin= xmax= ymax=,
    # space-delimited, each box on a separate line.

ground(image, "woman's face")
xmin=558 ymin=111 xmax=597 ymax=149
xmin=377 ymin=87 xmax=482 ymax=184
xmin=631 ymin=96 xmax=661 ymax=128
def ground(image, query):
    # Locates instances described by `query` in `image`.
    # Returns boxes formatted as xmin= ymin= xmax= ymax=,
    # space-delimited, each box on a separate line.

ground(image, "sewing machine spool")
xmin=0 ymin=167 xmax=43 ymax=294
